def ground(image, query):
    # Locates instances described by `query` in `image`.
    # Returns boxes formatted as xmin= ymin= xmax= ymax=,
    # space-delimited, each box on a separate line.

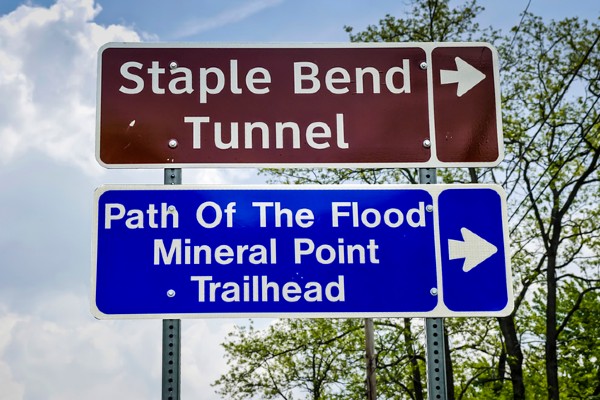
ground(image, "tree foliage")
xmin=213 ymin=319 xmax=365 ymax=400
xmin=499 ymin=10 xmax=600 ymax=400
xmin=214 ymin=1 xmax=600 ymax=399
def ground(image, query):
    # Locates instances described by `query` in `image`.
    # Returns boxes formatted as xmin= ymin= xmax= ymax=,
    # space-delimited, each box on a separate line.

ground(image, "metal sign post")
xmin=365 ymin=318 xmax=376 ymax=400
xmin=162 ymin=169 xmax=181 ymax=400
xmin=419 ymin=168 xmax=447 ymax=399
xmin=425 ymin=318 xmax=447 ymax=399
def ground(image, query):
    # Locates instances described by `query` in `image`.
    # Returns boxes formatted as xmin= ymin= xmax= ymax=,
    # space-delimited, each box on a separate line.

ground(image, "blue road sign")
xmin=91 ymin=184 xmax=512 ymax=319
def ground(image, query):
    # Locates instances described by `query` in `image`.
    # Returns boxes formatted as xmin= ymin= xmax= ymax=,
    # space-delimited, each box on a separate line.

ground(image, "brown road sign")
xmin=96 ymin=43 xmax=502 ymax=168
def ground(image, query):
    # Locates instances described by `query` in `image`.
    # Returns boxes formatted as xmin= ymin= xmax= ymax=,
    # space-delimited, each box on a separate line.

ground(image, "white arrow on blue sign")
xmin=91 ymin=184 xmax=512 ymax=319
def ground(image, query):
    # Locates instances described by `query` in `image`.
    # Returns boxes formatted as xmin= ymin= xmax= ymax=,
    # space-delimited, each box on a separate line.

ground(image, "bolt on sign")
xmin=96 ymin=43 xmax=502 ymax=168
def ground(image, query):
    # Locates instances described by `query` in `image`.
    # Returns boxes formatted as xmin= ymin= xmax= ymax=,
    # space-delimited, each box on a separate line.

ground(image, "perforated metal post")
xmin=163 ymin=169 xmax=181 ymax=400
xmin=163 ymin=319 xmax=181 ymax=400
xmin=425 ymin=318 xmax=447 ymax=399
xmin=419 ymin=168 xmax=448 ymax=400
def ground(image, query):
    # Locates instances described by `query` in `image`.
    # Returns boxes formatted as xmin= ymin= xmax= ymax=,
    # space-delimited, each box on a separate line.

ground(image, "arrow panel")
xmin=431 ymin=45 xmax=502 ymax=164
xmin=438 ymin=187 xmax=511 ymax=313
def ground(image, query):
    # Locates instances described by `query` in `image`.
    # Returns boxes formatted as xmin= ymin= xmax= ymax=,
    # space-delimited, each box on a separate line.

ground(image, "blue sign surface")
xmin=91 ymin=184 xmax=512 ymax=318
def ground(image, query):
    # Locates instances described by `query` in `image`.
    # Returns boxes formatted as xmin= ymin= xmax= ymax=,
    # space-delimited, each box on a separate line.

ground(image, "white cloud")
xmin=0 ymin=307 xmax=25 ymax=400
xmin=0 ymin=293 xmax=252 ymax=400
xmin=0 ymin=0 xmax=140 ymax=174
xmin=0 ymin=2 xmax=255 ymax=399
xmin=181 ymin=320 xmax=238 ymax=397
xmin=171 ymin=0 xmax=283 ymax=39
xmin=0 ymin=295 xmax=161 ymax=400
xmin=187 ymin=167 xmax=265 ymax=185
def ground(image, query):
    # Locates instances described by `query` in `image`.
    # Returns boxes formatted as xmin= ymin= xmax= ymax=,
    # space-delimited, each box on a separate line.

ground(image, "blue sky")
xmin=0 ymin=1 xmax=597 ymax=399
xmin=4 ymin=0 xmax=596 ymax=43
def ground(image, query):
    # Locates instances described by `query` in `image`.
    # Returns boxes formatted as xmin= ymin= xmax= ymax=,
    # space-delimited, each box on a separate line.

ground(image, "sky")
xmin=0 ymin=0 xmax=598 ymax=399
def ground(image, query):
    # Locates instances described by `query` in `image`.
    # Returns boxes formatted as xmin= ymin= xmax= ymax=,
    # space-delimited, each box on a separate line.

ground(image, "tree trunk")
xmin=365 ymin=318 xmax=377 ymax=400
xmin=403 ymin=318 xmax=424 ymax=400
xmin=494 ymin=347 xmax=507 ymax=395
xmin=546 ymin=251 xmax=559 ymax=399
xmin=498 ymin=316 xmax=525 ymax=399
xmin=545 ymin=191 xmax=563 ymax=400
xmin=444 ymin=325 xmax=455 ymax=400
xmin=592 ymin=368 xmax=600 ymax=396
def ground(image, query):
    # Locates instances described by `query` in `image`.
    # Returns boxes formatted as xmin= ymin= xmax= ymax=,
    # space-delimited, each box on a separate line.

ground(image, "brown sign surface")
xmin=96 ymin=43 xmax=502 ymax=168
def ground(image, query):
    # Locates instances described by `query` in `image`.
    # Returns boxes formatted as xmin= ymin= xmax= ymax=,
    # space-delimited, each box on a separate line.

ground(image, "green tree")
xmin=214 ymin=2 xmax=600 ymax=399
xmin=213 ymin=319 xmax=364 ymax=400
xmin=499 ymin=11 xmax=600 ymax=400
